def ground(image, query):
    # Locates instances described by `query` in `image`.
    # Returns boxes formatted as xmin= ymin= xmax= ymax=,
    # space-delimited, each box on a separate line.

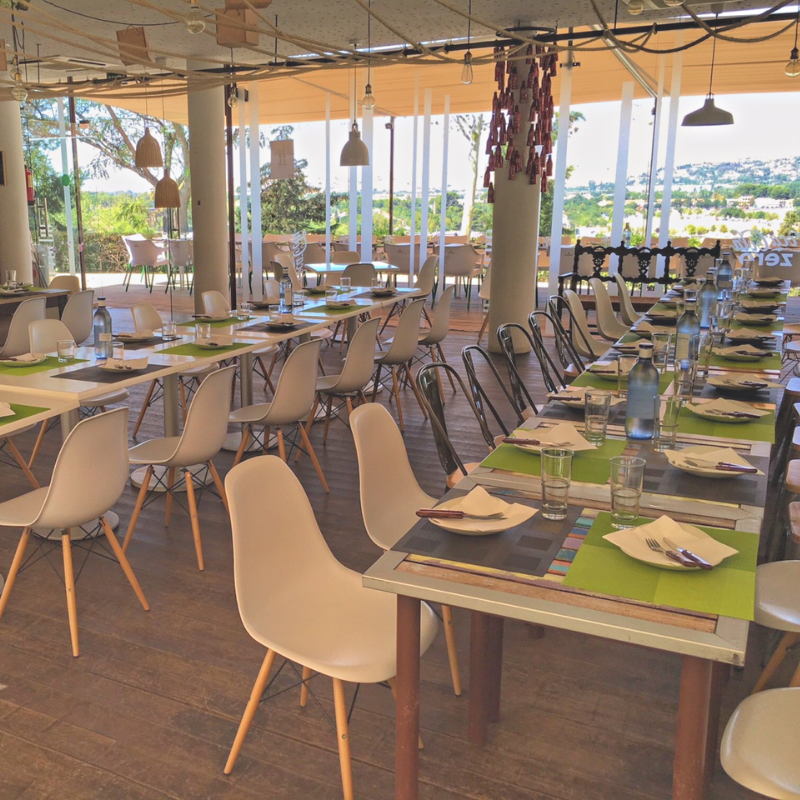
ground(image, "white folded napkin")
xmin=676 ymin=283 xmax=699 ymax=292
xmin=687 ymin=398 xmax=770 ymax=418
xmin=589 ymin=360 xmax=634 ymax=377
xmin=0 ymin=402 xmax=15 ymax=418
xmin=327 ymin=299 xmax=355 ymax=308
xmin=510 ymin=422 xmax=596 ymax=452
xmin=741 ymin=298 xmax=780 ymax=308
xmin=199 ymin=334 xmax=234 ymax=347
xmin=709 ymin=372 xmax=782 ymax=389
xmin=450 ymin=487 xmax=510 ymax=518
xmin=101 ymin=357 xmax=149 ymax=370
xmin=118 ymin=329 xmax=155 ymax=340
xmin=636 ymin=321 xmax=674 ymax=336
xmin=664 ymin=445 xmax=763 ymax=475
xmin=734 ymin=313 xmax=776 ymax=324
xmin=604 ymin=515 xmax=739 ymax=568
xmin=719 ymin=344 xmax=770 ymax=356
xmin=647 ymin=309 xmax=678 ymax=318
xmin=726 ymin=328 xmax=774 ymax=340
xmin=2 ymin=352 xmax=42 ymax=363
xmin=548 ymin=386 xmax=624 ymax=406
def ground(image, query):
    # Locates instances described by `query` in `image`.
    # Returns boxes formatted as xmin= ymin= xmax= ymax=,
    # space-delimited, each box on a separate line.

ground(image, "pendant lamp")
xmin=155 ymin=171 xmax=180 ymax=208
xmin=786 ymin=11 xmax=800 ymax=77
xmin=340 ymin=122 xmax=370 ymax=167
xmin=361 ymin=0 xmax=376 ymax=109
xmin=135 ymin=127 xmax=164 ymax=168
xmin=682 ymin=20 xmax=733 ymax=126
xmin=460 ymin=0 xmax=473 ymax=85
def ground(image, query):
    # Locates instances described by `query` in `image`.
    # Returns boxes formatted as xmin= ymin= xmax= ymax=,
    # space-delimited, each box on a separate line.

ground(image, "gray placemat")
xmin=537 ymin=402 xmax=627 ymax=425
xmin=392 ymin=488 xmax=582 ymax=578
xmin=625 ymin=441 xmax=768 ymax=507
xmin=248 ymin=321 xmax=319 ymax=334
xmin=121 ymin=336 xmax=166 ymax=350
xmin=698 ymin=380 xmax=778 ymax=402
xmin=51 ymin=363 xmax=167 ymax=384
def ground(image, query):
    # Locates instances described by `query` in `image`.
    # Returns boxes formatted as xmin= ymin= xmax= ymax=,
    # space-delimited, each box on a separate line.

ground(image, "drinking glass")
xmin=540 ymin=448 xmax=573 ymax=521
xmin=371 ymin=277 xmax=384 ymax=291
xmin=4 ymin=270 xmax=16 ymax=287
xmin=684 ymin=288 xmax=698 ymax=304
xmin=340 ymin=276 xmax=351 ymax=294
xmin=237 ymin=301 xmax=252 ymax=318
xmin=294 ymin=288 xmax=305 ymax=306
xmin=111 ymin=340 xmax=125 ymax=362
xmin=655 ymin=396 xmax=683 ymax=452
xmin=674 ymin=359 xmax=698 ymax=399
xmin=610 ymin=455 xmax=646 ymax=528
xmin=56 ymin=339 xmax=75 ymax=363
xmin=650 ymin=332 xmax=672 ymax=374
xmin=617 ymin=355 xmax=637 ymax=400
xmin=675 ymin=299 xmax=686 ymax=317
xmin=584 ymin=389 xmax=612 ymax=445
xmin=196 ymin=322 xmax=211 ymax=340
xmin=326 ymin=288 xmax=338 ymax=303
xmin=162 ymin=321 xmax=177 ymax=340
xmin=696 ymin=332 xmax=714 ymax=379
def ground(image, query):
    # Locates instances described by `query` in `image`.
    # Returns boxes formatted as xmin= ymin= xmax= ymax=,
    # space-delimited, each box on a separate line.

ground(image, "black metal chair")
xmin=461 ymin=344 xmax=517 ymax=435
xmin=495 ymin=324 xmax=540 ymax=420
xmin=528 ymin=311 xmax=574 ymax=393
xmin=416 ymin=362 xmax=496 ymax=488
xmin=547 ymin=295 xmax=591 ymax=374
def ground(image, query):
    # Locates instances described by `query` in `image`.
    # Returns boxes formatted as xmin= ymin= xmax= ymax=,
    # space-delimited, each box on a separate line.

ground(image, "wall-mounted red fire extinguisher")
xmin=24 ymin=166 xmax=35 ymax=207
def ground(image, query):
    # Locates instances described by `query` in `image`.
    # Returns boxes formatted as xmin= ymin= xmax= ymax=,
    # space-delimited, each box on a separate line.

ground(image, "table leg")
xmin=396 ymin=595 xmax=421 ymax=800
xmin=240 ymin=352 xmax=254 ymax=407
xmin=163 ymin=374 xmax=180 ymax=437
xmin=59 ymin=408 xmax=80 ymax=440
xmin=673 ymin=655 xmax=718 ymax=800
xmin=468 ymin=611 xmax=504 ymax=744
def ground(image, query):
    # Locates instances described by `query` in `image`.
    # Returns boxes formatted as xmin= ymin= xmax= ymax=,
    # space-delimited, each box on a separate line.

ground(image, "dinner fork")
xmin=644 ymin=538 xmax=694 ymax=567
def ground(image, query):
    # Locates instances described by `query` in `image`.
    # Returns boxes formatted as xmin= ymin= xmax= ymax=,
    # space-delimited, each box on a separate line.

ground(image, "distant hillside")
xmin=630 ymin=157 xmax=800 ymax=188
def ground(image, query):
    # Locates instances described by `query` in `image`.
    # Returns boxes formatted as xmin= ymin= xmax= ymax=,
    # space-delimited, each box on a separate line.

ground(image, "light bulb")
xmin=361 ymin=83 xmax=376 ymax=110
xmin=786 ymin=47 xmax=800 ymax=77
xmin=227 ymin=89 xmax=239 ymax=109
xmin=663 ymin=0 xmax=683 ymax=6
xmin=185 ymin=4 xmax=206 ymax=35
xmin=627 ymin=0 xmax=644 ymax=14
xmin=461 ymin=51 xmax=474 ymax=85
xmin=10 ymin=71 xmax=27 ymax=103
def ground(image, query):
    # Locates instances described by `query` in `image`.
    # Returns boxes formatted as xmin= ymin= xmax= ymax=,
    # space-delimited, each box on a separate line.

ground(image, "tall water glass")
xmin=584 ymin=389 xmax=612 ymax=445
xmin=340 ymin=276 xmax=351 ymax=294
xmin=196 ymin=322 xmax=211 ymax=341
xmin=57 ymin=339 xmax=75 ymax=363
xmin=617 ymin=355 xmax=637 ymax=400
xmin=540 ymin=448 xmax=573 ymax=521
xmin=651 ymin=332 xmax=672 ymax=374
xmin=655 ymin=395 xmax=683 ymax=452
xmin=684 ymin=288 xmax=698 ymax=303
xmin=610 ymin=455 xmax=646 ymax=528
xmin=4 ymin=270 xmax=16 ymax=287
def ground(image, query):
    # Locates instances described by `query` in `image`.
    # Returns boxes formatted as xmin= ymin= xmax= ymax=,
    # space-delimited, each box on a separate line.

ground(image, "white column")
xmin=249 ymin=81 xmax=262 ymax=298
xmin=0 ymin=101 xmax=32 ymax=283
xmin=547 ymin=62 xmax=574 ymax=302
xmin=360 ymin=104 xmax=373 ymax=263
xmin=348 ymin=70 xmax=358 ymax=252
xmin=187 ymin=60 xmax=229 ymax=310
xmin=644 ymin=60 xmax=665 ymax=246
xmin=238 ymin=89 xmax=249 ymax=291
xmin=325 ymin=93 xmax=331 ymax=263
xmin=658 ymin=34 xmax=684 ymax=251
xmin=57 ymin=98 xmax=76 ymax=276
xmin=489 ymin=87 xmax=542 ymax=353
xmin=409 ymin=78 xmax=419 ymax=279
xmin=438 ymin=95 xmax=450 ymax=286
xmin=610 ymin=81 xmax=635 ymax=255
xmin=419 ymin=89 xmax=432 ymax=275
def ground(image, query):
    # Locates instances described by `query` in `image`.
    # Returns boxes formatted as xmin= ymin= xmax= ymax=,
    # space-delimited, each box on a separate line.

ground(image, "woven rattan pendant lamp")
xmin=154 ymin=171 xmax=180 ymax=208
xmin=135 ymin=79 xmax=164 ymax=168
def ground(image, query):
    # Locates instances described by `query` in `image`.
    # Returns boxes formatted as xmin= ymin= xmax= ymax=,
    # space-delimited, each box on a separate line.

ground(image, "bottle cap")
xmin=97 ymin=297 xmax=106 ymax=306
xmin=638 ymin=342 xmax=653 ymax=357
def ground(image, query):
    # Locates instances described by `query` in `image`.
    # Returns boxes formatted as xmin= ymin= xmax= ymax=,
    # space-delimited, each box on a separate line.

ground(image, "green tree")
xmin=780 ymin=210 xmax=800 ymax=235
xmin=453 ymin=114 xmax=488 ymax=237
xmin=539 ymin=111 xmax=585 ymax=234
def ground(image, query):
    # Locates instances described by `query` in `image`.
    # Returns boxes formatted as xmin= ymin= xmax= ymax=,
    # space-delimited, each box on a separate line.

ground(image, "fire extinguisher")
xmin=24 ymin=166 xmax=35 ymax=207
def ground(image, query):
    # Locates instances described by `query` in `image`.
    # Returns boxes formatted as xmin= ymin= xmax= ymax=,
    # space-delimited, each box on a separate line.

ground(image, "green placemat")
xmin=0 ymin=356 xmax=86 ymax=376
xmin=480 ymin=437 xmax=628 ymax=484
xmin=708 ymin=351 xmax=782 ymax=372
xmin=676 ymin=405 xmax=775 ymax=443
xmin=562 ymin=511 xmax=757 ymax=620
xmin=177 ymin=316 xmax=250 ymax=328
xmin=159 ymin=342 xmax=251 ymax=357
xmin=0 ymin=403 xmax=49 ymax=427
xmin=573 ymin=369 xmax=675 ymax=393
xmin=298 ymin=304 xmax=365 ymax=316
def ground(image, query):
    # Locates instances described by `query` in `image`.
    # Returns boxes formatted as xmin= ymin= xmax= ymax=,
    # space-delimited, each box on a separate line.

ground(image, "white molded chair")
xmin=129 ymin=303 xmax=220 ymax=438
xmin=379 ymin=256 xmax=437 ymax=335
xmin=222 ymin=455 xmax=439 ymax=798
xmin=0 ymin=408 xmax=149 ymax=657
xmin=230 ymin=339 xmax=329 ymax=491
xmin=416 ymin=285 xmax=456 ymax=386
xmin=589 ymin=277 xmax=630 ymax=342
xmin=721 ymin=687 xmax=800 ymax=798
xmin=332 ymin=250 xmax=360 ymax=265
xmin=383 ymin=243 xmax=412 ymax=277
xmin=60 ymin=289 xmax=94 ymax=344
xmin=48 ymin=274 xmax=81 ymax=295
xmin=0 ymin=296 xmax=46 ymax=358
xmin=372 ymin=298 xmax=428 ymax=431
xmin=302 ymin=241 xmax=328 ymax=265
xmin=201 ymin=290 xmax=230 ymax=318
xmin=168 ymin=238 xmax=194 ymax=292
xmin=350 ymin=402 xmax=462 ymax=696
xmin=477 ymin=265 xmax=492 ymax=344
xmin=614 ymin=273 xmax=642 ymax=326
xmin=442 ymin=244 xmax=482 ymax=308
xmin=563 ymin=289 xmax=610 ymax=360
xmin=342 ymin=262 xmax=377 ymax=287
xmin=308 ymin=317 xmax=380 ymax=443
xmin=122 ymin=235 xmax=167 ymax=292
xmin=124 ymin=366 xmax=236 ymax=571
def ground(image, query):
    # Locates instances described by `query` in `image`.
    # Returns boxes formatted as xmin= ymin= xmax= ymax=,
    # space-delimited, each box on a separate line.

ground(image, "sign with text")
xmin=270 ymin=140 xmax=295 ymax=180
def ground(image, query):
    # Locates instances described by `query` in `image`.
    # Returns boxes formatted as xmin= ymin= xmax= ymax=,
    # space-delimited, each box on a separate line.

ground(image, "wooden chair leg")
xmin=207 ymin=460 xmax=229 ymax=512
xmin=437 ymin=345 xmax=457 ymax=391
xmin=99 ymin=516 xmax=150 ymax=612
xmin=322 ymin=395 xmax=334 ymax=444
xmin=371 ymin=365 xmax=382 ymax=402
xmin=404 ymin=364 xmax=428 ymax=419
xmin=478 ymin=311 xmax=490 ymax=344
xmin=62 ymin=530 xmax=79 ymax=657
xmin=132 ymin=379 xmax=157 ymax=438
xmin=276 ymin=429 xmax=287 ymax=462
xmin=123 ymin=465 xmax=152 ymax=553
xmin=442 ymin=605 xmax=463 ymax=697
xmin=300 ymin=666 xmax=312 ymax=707
xmin=345 ymin=397 xmax=355 ymax=418
xmin=390 ymin=367 xmax=405 ymax=431
xmin=332 ymin=678 xmax=355 ymax=800
xmin=28 ymin=420 xmax=48 ymax=469
xmin=298 ymin=424 xmax=329 ymax=492
xmin=297 ymin=396 xmax=319 ymax=464
xmin=224 ymin=649 xmax=276 ymax=775
xmin=753 ymin=631 xmax=799 ymax=693
xmin=233 ymin=425 xmax=251 ymax=467
xmin=0 ymin=527 xmax=30 ymax=620
xmin=318 ymin=355 xmax=326 ymax=376
xmin=179 ymin=379 xmax=189 ymax=423
xmin=262 ymin=426 xmax=271 ymax=454
xmin=164 ymin=466 xmax=177 ymax=527
xmin=183 ymin=469 xmax=205 ymax=571
xmin=5 ymin=437 xmax=40 ymax=489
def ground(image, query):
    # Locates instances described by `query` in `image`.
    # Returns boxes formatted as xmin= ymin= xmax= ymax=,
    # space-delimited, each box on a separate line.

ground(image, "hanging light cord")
xmin=467 ymin=0 xmax=472 ymax=46
xmin=794 ymin=8 xmax=799 ymax=50
xmin=367 ymin=0 xmax=371 ymax=87
xmin=708 ymin=13 xmax=719 ymax=96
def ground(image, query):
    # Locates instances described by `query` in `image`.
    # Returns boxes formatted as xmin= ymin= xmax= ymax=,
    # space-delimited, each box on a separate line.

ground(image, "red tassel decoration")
xmin=494 ymin=145 xmax=504 ymax=169
xmin=526 ymin=124 xmax=535 ymax=146
xmin=525 ymin=44 xmax=534 ymax=64
xmin=546 ymin=155 xmax=553 ymax=176
xmin=488 ymin=182 xmax=495 ymax=203
xmin=541 ymin=175 xmax=548 ymax=193
xmin=519 ymin=84 xmax=528 ymax=103
xmin=483 ymin=166 xmax=492 ymax=188
xmin=513 ymin=104 xmax=522 ymax=134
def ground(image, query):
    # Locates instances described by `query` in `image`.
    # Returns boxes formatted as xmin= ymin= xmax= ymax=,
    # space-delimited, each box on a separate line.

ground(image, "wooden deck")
xmin=0 ymin=286 xmax=778 ymax=799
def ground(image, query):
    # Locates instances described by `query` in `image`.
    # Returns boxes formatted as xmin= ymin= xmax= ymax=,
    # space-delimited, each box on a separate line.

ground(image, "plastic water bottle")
xmin=623 ymin=223 xmax=632 ymax=247
xmin=675 ymin=298 xmax=700 ymax=363
xmin=625 ymin=342 xmax=659 ymax=440
xmin=93 ymin=297 xmax=113 ymax=360
xmin=280 ymin=267 xmax=293 ymax=313
xmin=697 ymin=269 xmax=717 ymax=329
xmin=716 ymin=251 xmax=733 ymax=293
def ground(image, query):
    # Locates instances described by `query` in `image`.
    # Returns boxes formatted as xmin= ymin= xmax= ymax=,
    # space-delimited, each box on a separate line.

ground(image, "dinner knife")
xmin=663 ymin=538 xmax=714 ymax=570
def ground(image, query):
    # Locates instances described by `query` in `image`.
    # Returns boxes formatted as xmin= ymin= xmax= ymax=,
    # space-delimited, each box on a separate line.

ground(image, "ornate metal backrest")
xmin=528 ymin=311 xmax=570 ymax=393
xmin=461 ymin=345 xmax=514 ymax=435
xmin=547 ymin=295 xmax=588 ymax=373
xmin=495 ymin=324 xmax=539 ymax=420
